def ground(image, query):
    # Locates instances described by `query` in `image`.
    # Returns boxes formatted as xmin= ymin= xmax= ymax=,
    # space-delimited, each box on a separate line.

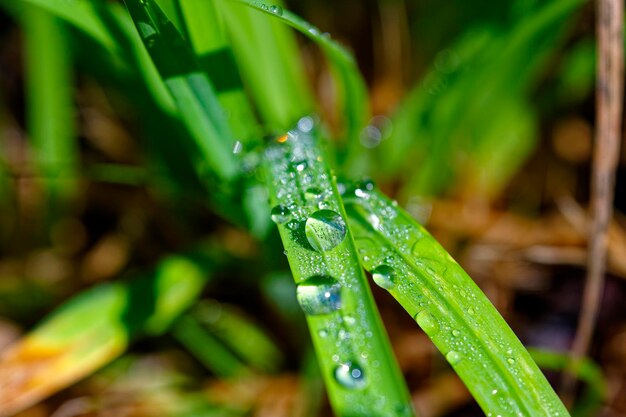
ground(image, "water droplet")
xmin=446 ymin=350 xmax=462 ymax=365
xmin=334 ymin=363 xmax=366 ymax=389
xmin=371 ymin=265 xmax=396 ymax=290
xmin=467 ymin=307 xmax=475 ymax=315
xmin=269 ymin=4 xmax=283 ymax=15
xmin=305 ymin=210 xmax=347 ymax=252
xmin=507 ymin=357 xmax=516 ymax=365
xmin=305 ymin=187 xmax=323 ymax=203
xmin=452 ymin=329 xmax=461 ymax=337
xmin=344 ymin=315 xmax=356 ymax=326
xmin=297 ymin=115 xmax=314 ymax=132
xmin=492 ymin=389 xmax=498 ymax=395
xmin=308 ymin=26 xmax=320 ymax=36
xmin=286 ymin=220 xmax=299 ymax=230
xmin=318 ymin=201 xmax=332 ymax=210
xmin=414 ymin=310 xmax=439 ymax=336
xmin=296 ymin=275 xmax=342 ymax=315
xmin=270 ymin=205 xmax=291 ymax=224
xmin=318 ymin=329 xmax=328 ymax=338
xmin=232 ymin=140 xmax=243 ymax=154
xmin=295 ymin=161 xmax=308 ymax=172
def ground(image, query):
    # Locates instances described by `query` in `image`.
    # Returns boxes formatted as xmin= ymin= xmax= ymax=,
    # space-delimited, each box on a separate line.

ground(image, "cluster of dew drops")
xmin=266 ymin=116 xmax=372 ymax=390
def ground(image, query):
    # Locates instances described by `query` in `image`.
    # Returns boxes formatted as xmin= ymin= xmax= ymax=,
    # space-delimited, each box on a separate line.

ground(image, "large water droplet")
xmin=371 ymin=265 xmax=396 ymax=290
xmin=296 ymin=275 xmax=342 ymax=315
xmin=305 ymin=210 xmax=347 ymax=252
xmin=414 ymin=310 xmax=439 ymax=336
xmin=270 ymin=205 xmax=291 ymax=224
xmin=446 ymin=350 xmax=462 ymax=365
xmin=334 ymin=362 xmax=366 ymax=389
xmin=269 ymin=4 xmax=283 ymax=15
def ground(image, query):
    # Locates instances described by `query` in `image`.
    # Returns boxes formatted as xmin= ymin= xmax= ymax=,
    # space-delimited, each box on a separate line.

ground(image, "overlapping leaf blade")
xmin=342 ymin=183 xmax=570 ymax=416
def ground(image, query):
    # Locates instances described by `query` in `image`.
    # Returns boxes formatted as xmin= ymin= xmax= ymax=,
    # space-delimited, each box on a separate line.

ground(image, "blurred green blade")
xmin=23 ymin=5 xmax=77 ymax=208
xmin=123 ymin=0 xmax=238 ymax=181
xmin=192 ymin=300 xmax=283 ymax=373
xmin=6 ymin=0 xmax=117 ymax=53
xmin=217 ymin=1 xmax=314 ymax=132
xmin=176 ymin=0 xmax=261 ymax=143
xmin=0 ymin=254 xmax=211 ymax=417
xmin=342 ymin=182 xmax=570 ymax=416
xmin=237 ymin=1 xmax=369 ymax=164
xmin=173 ymin=314 xmax=251 ymax=378
xmin=382 ymin=0 xmax=584 ymax=199
xmin=263 ymin=125 xmax=415 ymax=416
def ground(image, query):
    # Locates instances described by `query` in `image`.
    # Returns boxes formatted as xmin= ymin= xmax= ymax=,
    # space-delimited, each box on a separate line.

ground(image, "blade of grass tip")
xmin=216 ymin=0 xmax=314 ymax=132
xmin=263 ymin=122 xmax=415 ymax=417
xmin=192 ymin=300 xmax=284 ymax=373
xmin=341 ymin=181 xmax=570 ymax=417
xmin=173 ymin=314 xmax=252 ymax=378
xmin=123 ymin=0 xmax=238 ymax=182
xmin=528 ymin=348 xmax=606 ymax=417
xmin=0 ymin=252 xmax=212 ymax=417
xmin=176 ymin=0 xmax=261 ymax=144
xmin=23 ymin=4 xmax=77 ymax=212
xmin=236 ymin=1 xmax=369 ymax=169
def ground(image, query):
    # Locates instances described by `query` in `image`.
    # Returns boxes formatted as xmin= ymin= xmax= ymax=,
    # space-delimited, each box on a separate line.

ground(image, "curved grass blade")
xmin=173 ymin=314 xmax=252 ymax=378
xmin=232 ymin=0 xmax=369 ymax=160
xmin=342 ymin=182 xmax=570 ymax=417
xmin=191 ymin=300 xmax=284 ymax=373
xmin=123 ymin=0 xmax=238 ymax=181
xmin=263 ymin=123 xmax=415 ymax=417
xmin=23 ymin=5 xmax=77 ymax=211
xmin=0 ymin=253 xmax=212 ymax=417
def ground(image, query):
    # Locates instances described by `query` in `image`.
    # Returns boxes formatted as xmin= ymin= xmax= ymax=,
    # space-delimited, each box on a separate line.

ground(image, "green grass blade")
xmin=192 ymin=300 xmax=283 ymax=374
xmin=173 ymin=314 xmax=251 ymax=378
xmin=0 ymin=254 xmax=212 ymax=417
xmin=382 ymin=0 xmax=584 ymax=198
xmin=6 ymin=0 xmax=117 ymax=53
xmin=238 ymin=1 xmax=369 ymax=165
xmin=23 ymin=5 xmax=77 ymax=209
xmin=263 ymin=125 xmax=415 ymax=417
xmin=123 ymin=0 xmax=238 ymax=182
xmin=217 ymin=1 xmax=314 ymax=131
xmin=176 ymin=0 xmax=261 ymax=143
xmin=342 ymin=182 xmax=569 ymax=416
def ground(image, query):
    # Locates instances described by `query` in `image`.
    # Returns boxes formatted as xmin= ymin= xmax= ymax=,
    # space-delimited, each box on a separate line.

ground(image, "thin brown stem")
xmin=562 ymin=0 xmax=624 ymax=406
